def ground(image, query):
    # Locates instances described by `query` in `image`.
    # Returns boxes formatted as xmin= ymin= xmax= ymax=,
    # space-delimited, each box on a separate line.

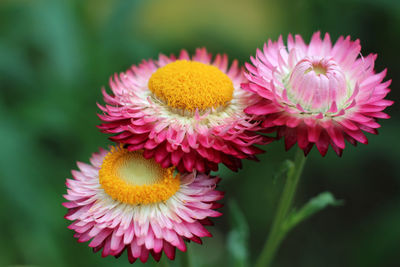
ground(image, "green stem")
xmin=255 ymin=147 xmax=307 ymax=267
xmin=160 ymin=255 xmax=170 ymax=267
xmin=182 ymin=245 xmax=192 ymax=267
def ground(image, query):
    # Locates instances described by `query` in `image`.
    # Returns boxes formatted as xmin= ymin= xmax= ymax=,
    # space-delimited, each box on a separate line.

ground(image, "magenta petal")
xmin=326 ymin=125 xmax=345 ymax=149
xmin=245 ymin=100 xmax=281 ymax=115
xmin=163 ymin=241 xmax=176 ymax=260
xmin=315 ymin=132 xmax=330 ymax=156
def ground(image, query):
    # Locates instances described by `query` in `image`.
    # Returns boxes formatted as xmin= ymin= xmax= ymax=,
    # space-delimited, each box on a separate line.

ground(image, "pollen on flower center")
xmin=306 ymin=62 xmax=327 ymax=75
xmin=99 ymin=145 xmax=180 ymax=205
xmin=148 ymin=60 xmax=234 ymax=111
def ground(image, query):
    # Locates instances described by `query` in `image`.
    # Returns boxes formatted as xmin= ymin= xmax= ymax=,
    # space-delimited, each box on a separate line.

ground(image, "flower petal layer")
xmin=64 ymin=148 xmax=223 ymax=263
xmin=98 ymin=48 xmax=272 ymax=172
xmin=243 ymin=32 xmax=392 ymax=156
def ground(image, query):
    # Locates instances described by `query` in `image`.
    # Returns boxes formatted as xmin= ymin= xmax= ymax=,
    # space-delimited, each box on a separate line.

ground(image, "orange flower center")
xmin=148 ymin=60 xmax=234 ymax=111
xmin=99 ymin=145 xmax=180 ymax=205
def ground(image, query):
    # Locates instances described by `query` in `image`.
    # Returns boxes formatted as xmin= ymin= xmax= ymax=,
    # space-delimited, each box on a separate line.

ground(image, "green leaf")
xmin=273 ymin=159 xmax=294 ymax=184
xmin=227 ymin=200 xmax=249 ymax=267
xmin=282 ymin=192 xmax=343 ymax=234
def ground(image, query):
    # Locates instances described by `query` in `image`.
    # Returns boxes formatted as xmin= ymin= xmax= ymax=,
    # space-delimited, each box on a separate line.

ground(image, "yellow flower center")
xmin=305 ymin=62 xmax=327 ymax=76
xmin=148 ymin=60 xmax=234 ymax=111
xmin=99 ymin=146 xmax=180 ymax=205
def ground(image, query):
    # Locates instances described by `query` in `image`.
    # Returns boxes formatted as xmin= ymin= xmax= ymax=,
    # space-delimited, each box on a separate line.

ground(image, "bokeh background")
xmin=1 ymin=0 xmax=399 ymax=266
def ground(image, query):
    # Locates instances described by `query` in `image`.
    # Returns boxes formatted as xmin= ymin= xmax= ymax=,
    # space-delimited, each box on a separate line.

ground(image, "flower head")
xmin=98 ymin=48 xmax=271 ymax=173
xmin=243 ymin=32 xmax=393 ymax=156
xmin=64 ymin=145 xmax=223 ymax=263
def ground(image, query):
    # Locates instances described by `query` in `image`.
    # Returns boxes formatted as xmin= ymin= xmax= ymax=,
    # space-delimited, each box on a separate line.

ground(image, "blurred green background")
xmin=0 ymin=0 xmax=399 ymax=266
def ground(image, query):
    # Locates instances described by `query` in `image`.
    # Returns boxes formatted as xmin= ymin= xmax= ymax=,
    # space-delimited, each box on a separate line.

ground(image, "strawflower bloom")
xmin=64 ymin=145 xmax=223 ymax=263
xmin=243 ymin=32 xmax=393 ymax=156
xmin=98 ymin=48 xmax=271 ymax=173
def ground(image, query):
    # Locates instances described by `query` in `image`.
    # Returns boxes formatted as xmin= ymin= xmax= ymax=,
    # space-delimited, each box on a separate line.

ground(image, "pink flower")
xmin=98 ymin=48 xmax=271 ymax=173
xmin=64 ymin=146 xmax=223 ymax=263
xmin=243 ymin=32 xmax=393 ymax=156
